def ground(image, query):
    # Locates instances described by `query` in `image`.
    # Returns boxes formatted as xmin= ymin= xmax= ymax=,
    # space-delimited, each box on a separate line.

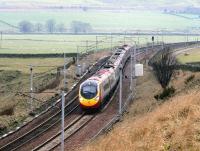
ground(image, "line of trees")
xmin=19 ymin=19 xmax=92 ymax=33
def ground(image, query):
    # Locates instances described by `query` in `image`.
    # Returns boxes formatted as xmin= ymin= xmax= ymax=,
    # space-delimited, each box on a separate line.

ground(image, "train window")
xmin=110 ymin=77 xmax=115 ymax=85
xmin=103 ymin=82 xmax=110 ymax=90
xmin=81 ymin=82 xmax=98 ymax=99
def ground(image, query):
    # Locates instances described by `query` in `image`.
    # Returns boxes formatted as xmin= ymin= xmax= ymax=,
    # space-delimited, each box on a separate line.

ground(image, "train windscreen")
xmin=81 ymin=81 xmax=98 ymax=99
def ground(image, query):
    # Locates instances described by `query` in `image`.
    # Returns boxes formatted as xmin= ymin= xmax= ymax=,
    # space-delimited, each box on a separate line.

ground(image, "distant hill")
xmin=1 ymin=0 xmax=200 ymax=33
xmin=1 ymin=0 xmax=200 ymax=10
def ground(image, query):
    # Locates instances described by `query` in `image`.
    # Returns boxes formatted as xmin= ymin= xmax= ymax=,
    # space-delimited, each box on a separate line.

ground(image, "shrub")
xmin=0 ymin=105 xmax=14 ymax=116
xmin=155 ymin=86 xmax=175 ymax=100
xmin=185 ymin=75 xmax=195 ymax=84
xmin=0 ymin=124 xmax=7 ymax=136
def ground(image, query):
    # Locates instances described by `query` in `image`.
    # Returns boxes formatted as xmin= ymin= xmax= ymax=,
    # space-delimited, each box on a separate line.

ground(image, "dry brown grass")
xmin=83 ymin=67 xmax=200 ymax=151
xmin=84 ymin=91 xmax=200 ymax=151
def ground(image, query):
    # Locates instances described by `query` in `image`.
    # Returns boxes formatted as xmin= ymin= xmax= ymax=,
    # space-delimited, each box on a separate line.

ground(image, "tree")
xmin=57 ymin=23 xmax=65 ymax=33
xmin=19 ymin=21 xmax=33 ymax=33
xmin=151 ymin=47 xmax=177 ymax=90
xmin=35 ymin=23 xmax=43 ymax=33
xmin=46 ymin=19 xmax=56 ymax=33
xmin=70 ymin=21 xmax=92 ymax=34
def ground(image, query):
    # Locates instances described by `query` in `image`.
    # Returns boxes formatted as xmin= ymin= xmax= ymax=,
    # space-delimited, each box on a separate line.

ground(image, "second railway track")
xmin=33 ymin=113 xmax=95 ymax=151
xmin=0 ymin=97 xmax=79 ymax=151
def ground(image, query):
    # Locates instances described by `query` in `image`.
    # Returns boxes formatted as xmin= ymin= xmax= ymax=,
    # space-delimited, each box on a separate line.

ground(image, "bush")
xmin=154 ymin=86 xmax=175 ymax=100
xmin=175 ymin=64 xmax=200 ymax=72
xmin=0 ymin=124 xmax=7 ymax=136
xmin=0 ymin=105 xmax=14 ymax=116
xmin=185 ymin=75 xmax=195 ymax=84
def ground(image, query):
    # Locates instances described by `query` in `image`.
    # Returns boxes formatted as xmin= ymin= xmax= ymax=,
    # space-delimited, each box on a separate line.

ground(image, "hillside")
xmin=83 ymin=68 xmax=200 ymax=151
xmin=1 ymin=0 xmax=200 ymax=10
xmin=1 ymin=0 xmax=200 ymax=33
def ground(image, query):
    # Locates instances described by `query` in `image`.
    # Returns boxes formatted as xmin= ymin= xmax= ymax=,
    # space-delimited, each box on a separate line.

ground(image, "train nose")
xmin=79 ymin=97 xmax=100 ymax=107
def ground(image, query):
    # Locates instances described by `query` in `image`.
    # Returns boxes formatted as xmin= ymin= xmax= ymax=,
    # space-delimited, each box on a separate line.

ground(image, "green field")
xmin=1 ymin=10 xmax=200 ymax=32
xmin=0 ymin=34 xmax=112 ymax=54
xmin=177 ymin=48 xmax=200 ymax=63
xmin=0 ymin=58 xmax=66 ymax=73
xmin=0 ymin=34 xmax=199 ymax=54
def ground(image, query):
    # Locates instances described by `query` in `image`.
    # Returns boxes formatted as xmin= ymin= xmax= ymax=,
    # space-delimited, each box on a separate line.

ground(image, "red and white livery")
xmin=79 ymin=45 xmax=131 ymax=109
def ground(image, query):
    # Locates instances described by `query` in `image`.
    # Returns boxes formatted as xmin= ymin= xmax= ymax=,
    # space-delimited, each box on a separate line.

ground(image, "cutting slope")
xmin=84 ymin=91 xmax=200 ymax=150
xmin=83 ymin=69 xmax=200 ymax=151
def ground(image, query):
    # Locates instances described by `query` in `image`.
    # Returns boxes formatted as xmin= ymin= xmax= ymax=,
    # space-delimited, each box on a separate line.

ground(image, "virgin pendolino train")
xmin=79 ymin=45 xmax=131 ymax=109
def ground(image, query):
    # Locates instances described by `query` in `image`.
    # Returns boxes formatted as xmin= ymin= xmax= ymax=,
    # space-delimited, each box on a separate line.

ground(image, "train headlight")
xmin=95 ymin=96 xmax=99 ymax=101
xmin=79 ymin=97 xmax=84 ymax=102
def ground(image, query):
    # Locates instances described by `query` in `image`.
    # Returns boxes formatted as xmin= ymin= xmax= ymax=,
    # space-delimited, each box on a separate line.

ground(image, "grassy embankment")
xmin=0 ymin=58 xmax=65 ymax=133
xmin=83 ymin=63 xmax=200 ymax=150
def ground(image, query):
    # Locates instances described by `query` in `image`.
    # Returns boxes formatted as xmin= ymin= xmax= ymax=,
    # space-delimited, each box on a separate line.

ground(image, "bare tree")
xmin=151 ymin=47 xmax=177 ymax=89
xmin=46 ymin=19 xmax=56 ymax=33
xmin=19 ymin=20 xmax=33 ymax=33
xmin=35 ymin=23 xmax=43 ymax=33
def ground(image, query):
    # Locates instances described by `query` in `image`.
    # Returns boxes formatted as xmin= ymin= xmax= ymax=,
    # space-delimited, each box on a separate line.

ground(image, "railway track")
xmin=0 ymin=97 xmax=79 ymax=151
xmin=33 ymin=113 xmax=95 ymax=151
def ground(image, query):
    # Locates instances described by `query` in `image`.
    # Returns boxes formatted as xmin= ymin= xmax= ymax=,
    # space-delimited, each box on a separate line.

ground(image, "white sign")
xmin=135 ymin=64 xmax=143 ymax=77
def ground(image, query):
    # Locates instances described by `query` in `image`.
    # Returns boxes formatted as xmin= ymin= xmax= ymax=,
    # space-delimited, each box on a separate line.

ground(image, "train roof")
xmin=86 ymin=45 xmax=130 ymax=83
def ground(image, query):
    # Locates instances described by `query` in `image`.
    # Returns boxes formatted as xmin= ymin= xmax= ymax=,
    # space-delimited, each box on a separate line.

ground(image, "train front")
xmin=79 ymin=80 xmax=101 ymax=109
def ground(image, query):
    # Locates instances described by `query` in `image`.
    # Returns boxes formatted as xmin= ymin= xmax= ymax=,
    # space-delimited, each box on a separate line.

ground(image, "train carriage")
xmin=79 ymin=45 xmax=131 ymax=110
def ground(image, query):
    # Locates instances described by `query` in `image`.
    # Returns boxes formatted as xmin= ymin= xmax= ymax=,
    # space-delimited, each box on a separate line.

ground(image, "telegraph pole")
xmin=110 ymin=34 xmax=113 ymax=51
xmin=30 ymin=65 xmax=33 ymax=111
xmin=130 ymin=47 xmax=133 ymax=92
xmin=64 ymin=53 xmax=66 ymax=91
xmin=96 ymin=36 xmax=98 ymax=52
xmin=61 ymin=91 xmax=65 ymax=151
xmin=145 ymin=38 xmax=148 ymax=64
xmin=152 ymin=36 xmax=154 ymax=49
xmin=133 ymin=43 xmax=137 ymax=96
xmin=76 ymin=46 xmax=79 ymax=66
xmin=145 ymin=37 xmax=148 ymax=47
xmin=134 ymin=42 xmax=137 ymax=65
xmin=124 ymin=35 xmax=126 ymax=45
xmin=86 ymin=40 xmax=88 ymax=53
xmin=119 ymin=63 xmax=123 ymax=116
xmin=185 ymin=34 xmax=188 ymax=48
xmin=0 ymin=31 xmax=2 ymax=48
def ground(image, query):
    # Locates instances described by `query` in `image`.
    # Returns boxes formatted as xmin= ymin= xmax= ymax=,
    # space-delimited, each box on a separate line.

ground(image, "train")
xmin=79 ymin=45 xmax=131 ymax=109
